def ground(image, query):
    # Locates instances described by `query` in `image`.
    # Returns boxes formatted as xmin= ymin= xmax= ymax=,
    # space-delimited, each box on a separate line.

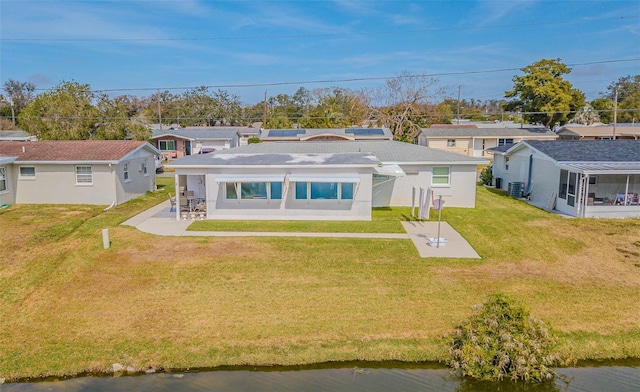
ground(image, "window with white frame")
xmin=19 ymin=166 xmax=35 ymax=178
xmin=0 ymin=167 xmax=6 ymax=192
xmin=75 ymin=165 xmax=92 ymax=184
xmin=158 ymin=140 xmax=176 ymax=151
xmin=431 ymin=166 xmax=450 ymax=186
xmin=294 ymin=182 xmax=354 ymax=200
xmin=498 ymin=138 xmax=514 ymax=147
xmin=123 ymin=163 xmax=129 ymax=181
xmin=505 ymin=156 xmax=510 ymax=170
xmin=447 ymin=139 xmax=456 ymax=147
xmin=225 ymin=182 xmax=282 ymax=200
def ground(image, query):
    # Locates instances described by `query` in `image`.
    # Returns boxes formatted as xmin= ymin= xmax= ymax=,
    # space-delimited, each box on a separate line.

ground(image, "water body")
xmin=3 ymin=361 xmax=639 ymax=392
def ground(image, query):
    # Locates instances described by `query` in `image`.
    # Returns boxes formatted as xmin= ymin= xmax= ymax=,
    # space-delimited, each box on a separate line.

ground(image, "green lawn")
xmin=1 ymin=181 xmax=639 ymax=381
xmin=188 ymin=206 xmax=413 ymax=233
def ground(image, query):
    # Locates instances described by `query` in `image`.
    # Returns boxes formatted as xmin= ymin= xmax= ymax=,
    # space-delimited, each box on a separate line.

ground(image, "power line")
xmin=72 ymin=58 xmax=639 ymax=94
xmin=3 ymin=15 xmax=638 ymax=42
xmin=5 ymin=108 xmax=638 ymax=122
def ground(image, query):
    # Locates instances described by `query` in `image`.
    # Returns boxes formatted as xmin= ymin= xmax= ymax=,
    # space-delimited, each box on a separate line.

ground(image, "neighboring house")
xmin=416 ymin=125 xmax=557 ymax=157
xmin=0 ymin=140 xmax=160 ymax=206
xmin=151 ymin=126 xmax=257 ymax=159
xmin=167 ymin=140 xmax=488 ymax=221
xmin=556 ymin=124 xmax=640 ymax=140
xmin=258 ymin=128 xmax=394 ymax=142
xmin=0 ymin=130 xmax=37 ymax=141
xmin=237 ymin=127 xmax=260 ymax=146
xmin=487 ymin=140 xmax=640 ymax=218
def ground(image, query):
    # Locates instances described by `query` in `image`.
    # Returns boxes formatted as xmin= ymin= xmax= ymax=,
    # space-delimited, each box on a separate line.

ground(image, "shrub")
xmin=449 ymin=293 xmax=565 ymax=382
xmin=479 ymin=166 xmax=493 ymax=186
xmin=247 ymin=136 xmax=262 ymax=144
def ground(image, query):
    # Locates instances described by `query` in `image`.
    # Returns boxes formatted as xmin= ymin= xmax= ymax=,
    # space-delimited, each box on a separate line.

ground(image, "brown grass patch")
xmin=1 ymin=187 xmax=640 ymax=381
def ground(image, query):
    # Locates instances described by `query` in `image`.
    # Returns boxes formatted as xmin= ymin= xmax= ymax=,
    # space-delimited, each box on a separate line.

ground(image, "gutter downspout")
xmin=526 ymin=154 xmax=533 ymax=195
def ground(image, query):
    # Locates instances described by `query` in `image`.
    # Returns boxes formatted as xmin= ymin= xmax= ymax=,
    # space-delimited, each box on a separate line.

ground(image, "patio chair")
xmin=179 ymin=195 xmax=189 ymax=212
xmin=168 ymin=192 xmax=176 ymax=212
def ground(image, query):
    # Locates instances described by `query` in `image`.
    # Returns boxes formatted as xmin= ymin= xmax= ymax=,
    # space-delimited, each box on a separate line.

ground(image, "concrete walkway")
xmin=122 ymin=200 xmax=480 ymax=258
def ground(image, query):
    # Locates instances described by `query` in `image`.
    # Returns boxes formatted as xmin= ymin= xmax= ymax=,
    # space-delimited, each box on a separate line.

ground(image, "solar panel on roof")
xmin=268 ymin=129 xmax=306 ymax=137
xmin=346 ymin=128 xmax=385 ymax=136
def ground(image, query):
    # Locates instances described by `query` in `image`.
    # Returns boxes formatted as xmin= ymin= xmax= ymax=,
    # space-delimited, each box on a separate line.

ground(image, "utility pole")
xmin=263 ymin=90 xmax=267 ymax=128
xmin=157 ymin=90 xmax=162 ymax=131
xmin=613 ymin=86 xmax=618 ymax=139
xmin=456 ymin=85 xmax=461 ymax=125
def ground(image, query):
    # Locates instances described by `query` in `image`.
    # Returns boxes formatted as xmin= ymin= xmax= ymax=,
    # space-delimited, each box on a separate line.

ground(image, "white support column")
xmin=174 ymin=172 xmax=180 ymax=221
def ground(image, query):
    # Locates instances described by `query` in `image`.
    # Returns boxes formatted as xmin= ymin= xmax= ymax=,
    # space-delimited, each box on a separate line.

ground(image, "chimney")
xmin=22 ymin=146 xmax=25 ymax=153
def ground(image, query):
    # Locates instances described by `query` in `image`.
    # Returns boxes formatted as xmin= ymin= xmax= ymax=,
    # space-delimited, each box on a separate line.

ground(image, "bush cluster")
xmin=449 ymin=293 xmax=565 ymax=383
xmin=479 ymin=166 xmax=493 ymax=186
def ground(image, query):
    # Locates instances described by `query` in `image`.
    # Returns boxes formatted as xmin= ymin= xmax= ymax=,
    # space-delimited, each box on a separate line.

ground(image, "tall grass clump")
xmin=449 ymin=293 xmax=568 ymax=383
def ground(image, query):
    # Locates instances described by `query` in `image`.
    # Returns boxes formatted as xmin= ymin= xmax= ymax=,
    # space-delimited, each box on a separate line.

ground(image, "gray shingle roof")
xmin=421 ymin=127 xmax=556 ymax=138
xmin=525 ymin=140 xmax=640 ymax=162
xmin=485 ymin=144 xmax=513 ymax=154
xmin=169 ymin=140 xmax=488 ymax=167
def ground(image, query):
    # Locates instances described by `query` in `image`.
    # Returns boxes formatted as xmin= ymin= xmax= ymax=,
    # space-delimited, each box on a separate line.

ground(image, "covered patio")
xmin=559 ymin=163 xmax=640 ymax=218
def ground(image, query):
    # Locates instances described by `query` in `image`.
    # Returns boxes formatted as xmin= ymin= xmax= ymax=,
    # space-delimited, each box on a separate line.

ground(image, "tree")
xmin=365 ymin=71 xmax=444 ymax=142
xmin=266 ymin=93 xmax=297 ymax=128
xmin=591 ymin=97 xmax=614 ymax=124
xmin=2 ymin=79 xmax=36 ymax=125
xmin=600 ymin=75 xmax=640 ymax=123
xmin=504 ymin=59 xmax=585 ymax=128
xmin=94 ymin=93 xmax=150 ymax=140
xmin=19 ymin=80 xmax=98 ymax=140
xmin=569 ymin=104 xmax=600 ymax=125
xmin=142 ymin=90 xmax=180 ymax=126
xmin=211 ymin=89 xmax=242 ymax=125
xmin=299 ymin=88 xmax=367 ymax=128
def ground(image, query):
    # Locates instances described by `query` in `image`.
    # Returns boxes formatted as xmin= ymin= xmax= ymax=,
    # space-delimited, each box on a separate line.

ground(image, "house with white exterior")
xmin=417 ymin=125 xmax=557 ymax=157
xmin=488 ymin=140 xmax=640 ymax=218
xmin=258 ymin=127 xmax=394 ymax=142
xmin=0 ymin=140 xmax=160 ymax=206
xmin=167 ymin=140 xmax=488 ymax=221
xmin=151 ymin=126 xmax=258 ymax=159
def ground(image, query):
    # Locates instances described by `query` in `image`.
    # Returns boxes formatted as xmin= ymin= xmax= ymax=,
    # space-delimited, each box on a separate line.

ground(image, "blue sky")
xmin=1 ymin=0 xmax=639 ymax=105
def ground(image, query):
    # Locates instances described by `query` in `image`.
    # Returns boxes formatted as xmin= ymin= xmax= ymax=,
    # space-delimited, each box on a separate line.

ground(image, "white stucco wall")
xmin=492 ymin=149 xmax=534 ymax=193
xmin=527 ymin=157 xmax=559 ymax=209
xmin=0 ymin=165 xmax=15 ymax=205
xmin=14 ymin=164 xmax=117 ymax=205
xmin=12 ymin=151 xmax=156 ymax=206
xmin=372 ymin=164 xmax=479 ymax=208
xmin=114 ymin=151 xmax=157 ymax=205
xmin=187 ymin=167 xmax=374 ymax=221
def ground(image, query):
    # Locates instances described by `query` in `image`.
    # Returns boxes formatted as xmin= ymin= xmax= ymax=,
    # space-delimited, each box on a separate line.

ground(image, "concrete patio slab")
xmin=122 ymin=201 xmax=481 ymax=258
xmin=401 ymin=221 xmax=481 ymax=259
